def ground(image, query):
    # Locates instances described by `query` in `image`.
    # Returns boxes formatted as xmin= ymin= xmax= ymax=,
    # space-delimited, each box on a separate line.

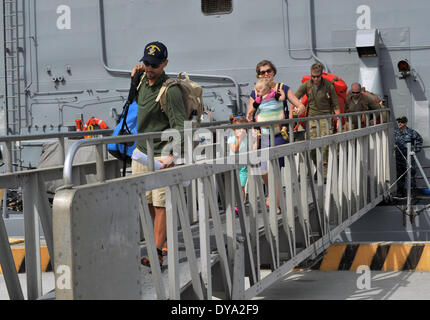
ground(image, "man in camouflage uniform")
xmin=295 ymin=62 xmax=340 ymax=178
xmin=394 ymin=116 xmax=423 ymax=196
xmin=344 ymin=82 xmax=380 ymax=130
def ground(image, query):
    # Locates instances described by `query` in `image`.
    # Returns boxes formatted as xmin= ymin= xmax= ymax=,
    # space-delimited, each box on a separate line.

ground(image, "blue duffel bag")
xmin=107 ymin=101 xmax=138 ymax=161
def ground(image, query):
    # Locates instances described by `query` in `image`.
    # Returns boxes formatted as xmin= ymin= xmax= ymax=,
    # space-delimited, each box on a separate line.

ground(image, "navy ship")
xmin=1 ymin=0 xmax=430 ymax=300
xmin=2 ymin=1 xmax=429 ymax=162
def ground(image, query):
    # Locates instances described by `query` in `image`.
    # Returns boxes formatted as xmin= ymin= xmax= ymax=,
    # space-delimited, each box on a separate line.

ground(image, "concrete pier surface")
xmin=255 ymin=270 xmax=430 ymax=300
xmin=1 ymin=270 xmax=430 ymax=300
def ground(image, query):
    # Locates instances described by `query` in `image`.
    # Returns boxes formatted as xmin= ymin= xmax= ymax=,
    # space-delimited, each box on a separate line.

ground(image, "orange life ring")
xmin=83 ymin=117 xmax=108 ymax=130
xmin=83 ymin=117 xmax=108 ymax=138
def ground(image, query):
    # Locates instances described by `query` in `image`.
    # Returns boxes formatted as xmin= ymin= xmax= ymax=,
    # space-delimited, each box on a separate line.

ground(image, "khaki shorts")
xmin=131 ymin=152 xmax=166 ymax=208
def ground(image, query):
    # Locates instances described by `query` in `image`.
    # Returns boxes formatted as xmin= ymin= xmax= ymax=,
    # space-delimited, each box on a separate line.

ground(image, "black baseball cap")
xmin=396 ymin=116 xmax=408 ymax=123
xmin=139 ymin=41 xmax=168 ymax=65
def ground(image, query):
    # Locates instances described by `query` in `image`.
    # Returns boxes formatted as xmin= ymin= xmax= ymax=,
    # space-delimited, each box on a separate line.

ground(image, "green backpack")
xmin=155 ymin=72 xmax=204 ymax=123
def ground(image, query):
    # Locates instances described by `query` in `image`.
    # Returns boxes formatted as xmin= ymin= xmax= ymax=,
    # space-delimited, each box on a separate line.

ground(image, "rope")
xmin=386 ymin=145 xmax=412 ymax=192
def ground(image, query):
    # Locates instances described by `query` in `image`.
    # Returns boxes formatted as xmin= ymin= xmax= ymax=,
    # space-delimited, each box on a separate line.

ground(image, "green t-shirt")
xmin=136 ymin=72 xmax=186 ymax=156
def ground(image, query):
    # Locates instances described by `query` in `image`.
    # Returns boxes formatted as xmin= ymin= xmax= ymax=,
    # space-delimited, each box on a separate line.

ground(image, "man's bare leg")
xmin=153 ymin=206 xmax=167 ymax=250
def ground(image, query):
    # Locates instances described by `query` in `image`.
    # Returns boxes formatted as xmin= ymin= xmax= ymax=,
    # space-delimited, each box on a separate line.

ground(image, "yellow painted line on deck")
xmin=415 ymin=244 xmax=430 ymax=271
xmin=350 ymin=244 xmax=379 ymax=271
xmin=0 ymin=246 xmax=51 ymax=274
xmin=382 ymin=243 xmax=413 ymax=271
xmin=319 ymin=244 xmax=346 ymax=271
xmin=8 ymin=238 xmax=24 ymax=245
xmin=312 ymin=243 xmax=430 ymax=271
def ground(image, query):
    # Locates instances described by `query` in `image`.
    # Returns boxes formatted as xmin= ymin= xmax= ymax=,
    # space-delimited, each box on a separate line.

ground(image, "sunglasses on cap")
xmin=259 ymin=69 xmax=273 ymax=75
xmin=143 ymin=61 xmax=161 ymax=69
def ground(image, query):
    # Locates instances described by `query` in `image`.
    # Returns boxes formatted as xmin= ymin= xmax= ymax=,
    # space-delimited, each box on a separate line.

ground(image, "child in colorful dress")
xmin=252 ymin=78 xmax=288 ymax=139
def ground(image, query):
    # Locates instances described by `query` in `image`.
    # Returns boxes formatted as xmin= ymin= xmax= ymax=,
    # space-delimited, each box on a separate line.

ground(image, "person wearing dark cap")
xmin=394 ymin=116 xmax=423 ymax=196
xmin=131 ymin=41 xmax=186 ymax=268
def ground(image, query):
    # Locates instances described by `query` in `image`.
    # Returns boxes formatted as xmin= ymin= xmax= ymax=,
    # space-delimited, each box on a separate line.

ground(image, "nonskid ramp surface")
xmin=139 ymin=212 xmax=224 ymax=299
xmin=140 ymin=255 xmax=219 ymax=300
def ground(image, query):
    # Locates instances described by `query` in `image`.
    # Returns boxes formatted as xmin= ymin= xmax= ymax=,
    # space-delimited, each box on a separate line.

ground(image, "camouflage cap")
xmin=396 ymin=116 xmax=408 ymax=123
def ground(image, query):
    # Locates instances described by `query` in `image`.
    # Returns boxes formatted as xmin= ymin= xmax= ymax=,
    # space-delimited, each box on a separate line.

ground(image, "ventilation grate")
xmin=202 ymin=0 xmax=232 ymax=15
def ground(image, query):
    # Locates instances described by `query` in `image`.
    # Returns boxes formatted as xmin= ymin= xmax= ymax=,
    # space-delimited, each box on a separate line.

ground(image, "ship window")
xmin=202 ymin=0 xmax=232 ymax=15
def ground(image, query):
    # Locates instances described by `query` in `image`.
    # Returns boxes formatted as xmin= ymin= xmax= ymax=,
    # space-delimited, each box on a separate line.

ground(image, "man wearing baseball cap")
xmin=394 ymin=115 xmax=423 ymax=196
xmin=131 ymin=41 xmax=186 ymax=268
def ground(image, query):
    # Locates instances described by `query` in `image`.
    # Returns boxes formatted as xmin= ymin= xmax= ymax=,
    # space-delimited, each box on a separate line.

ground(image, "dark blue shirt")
xmin=394 ymin=126 xmax=423 ymax=154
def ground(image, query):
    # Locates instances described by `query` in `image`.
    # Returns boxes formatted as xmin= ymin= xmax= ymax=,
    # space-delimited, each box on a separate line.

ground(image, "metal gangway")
xmin=0 ymin=128 xmax=115 ymax=300
xmin=0 ymin=110 xmax=394 ymax=299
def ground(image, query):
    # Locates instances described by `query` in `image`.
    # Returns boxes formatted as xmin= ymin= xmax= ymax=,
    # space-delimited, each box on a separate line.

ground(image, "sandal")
xmin=161 ymin=247 xmax=168 ymax=257
xmin=265 ymin=198 xmax=281 ymax=215
xmin=141 ymin=248 xmax=164 ymax=268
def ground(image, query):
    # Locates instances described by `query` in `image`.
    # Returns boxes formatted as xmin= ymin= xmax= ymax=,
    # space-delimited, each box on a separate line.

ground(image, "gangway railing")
xmin=0 ymin=129 xmax=113 ymax=215
xmin=51 ymin=109 xmax=394 ymax=299
xmin=0 ymin=129 xmax=113 ymax=172
xmin=0 ymin=129 xmax=115 ymax=300
xmin=0 ymin=123 xmax=228 ymax=300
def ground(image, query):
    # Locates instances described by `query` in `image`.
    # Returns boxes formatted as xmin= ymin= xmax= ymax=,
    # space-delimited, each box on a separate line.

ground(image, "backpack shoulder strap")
xmin=155 ymin=79 xmax=179 ymax=115
xmin=136 ymin=72 xmax=146 ymax=93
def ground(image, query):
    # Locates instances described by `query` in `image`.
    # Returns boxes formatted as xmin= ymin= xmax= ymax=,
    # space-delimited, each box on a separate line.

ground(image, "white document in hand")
xmin=131 ymin=149 xmax=163 ymax=170
xmin=131 ymin=149 xmax=190 ymax=187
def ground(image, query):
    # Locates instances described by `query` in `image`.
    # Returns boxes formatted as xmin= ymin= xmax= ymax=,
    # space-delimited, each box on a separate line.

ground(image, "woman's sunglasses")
xmin=259 ymin=69 xmax=273 ymax=75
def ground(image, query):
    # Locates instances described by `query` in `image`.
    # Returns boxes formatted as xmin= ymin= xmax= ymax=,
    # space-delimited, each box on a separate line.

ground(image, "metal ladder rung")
xmin=6 ymin=76 xmax=24 ymax=85
xmin=4 ymin=10 xmax=24 ymax=15
xmin=7 ymin=76 xmax=25 ymax=80
xmin=4 ymin=25 xmax=24 ymax=30
xmin=6 ymin=80 xmax=25 ymax=83
xmin=6 ymin=98 xmax=25 ymax=101
xmin=5 ymin=38 xmax=25 ymax=42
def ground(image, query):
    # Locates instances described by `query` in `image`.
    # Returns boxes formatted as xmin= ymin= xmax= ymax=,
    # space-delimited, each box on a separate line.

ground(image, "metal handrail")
xmin=0 ymin=129 xmax=113 ymax=173
xmin=0 ymin=129 xmax=113 ymax=143
xmin=62 ymin=109 xmax=391 ymax=187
